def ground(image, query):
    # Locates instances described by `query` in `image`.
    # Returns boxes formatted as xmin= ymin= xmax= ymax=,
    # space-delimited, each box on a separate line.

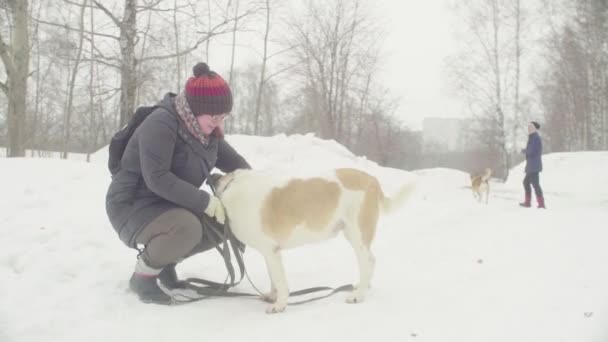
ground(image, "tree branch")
xmin=34 ymin=18 xmax=119 ymax=40
xmin=0 ymin=31 xmax=12 ymax=74
xmin=81 ymin=57 xmax=120 ymax=70
xmin=264 ymin=61 xmax=304 ymax=82
xmin=140 ymin=10 xmax=255 ymax=62
xmin=267 ymin=44 xmax=298 ymax=61
xmin=136 ymin=0 xmax=186 ymax=13
xmin=63 ymin=0 xmax=96 ymax=8
xmin=92 ymin=0 xmax=121 ymax=27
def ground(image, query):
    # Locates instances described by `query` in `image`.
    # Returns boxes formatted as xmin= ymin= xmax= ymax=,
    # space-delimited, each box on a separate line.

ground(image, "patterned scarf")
xmin=174 ymin=92 xmax=209 ymax=146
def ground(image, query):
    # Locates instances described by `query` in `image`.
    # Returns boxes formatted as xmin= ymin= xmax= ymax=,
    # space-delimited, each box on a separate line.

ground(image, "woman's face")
xmin=196 ymin=113 xmax=227 ymax=135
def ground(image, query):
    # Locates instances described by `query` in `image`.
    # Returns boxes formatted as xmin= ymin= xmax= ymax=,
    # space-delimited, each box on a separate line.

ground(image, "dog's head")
xmin=207 ymin=173 xmax=223 ymax=189
xmin=207 ymin=171 xmax=240 ymax=196
xmin=484 ymin=168 xmax=492 ymax=177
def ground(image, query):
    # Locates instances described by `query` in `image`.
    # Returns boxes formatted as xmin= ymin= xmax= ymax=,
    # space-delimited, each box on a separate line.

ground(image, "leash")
xmin=170 ymin=217 xmax=354 ymax=305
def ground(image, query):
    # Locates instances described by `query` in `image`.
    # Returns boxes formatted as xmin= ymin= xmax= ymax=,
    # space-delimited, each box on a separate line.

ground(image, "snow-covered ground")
xmin=1 ymin=134 xmax=607 ymax=342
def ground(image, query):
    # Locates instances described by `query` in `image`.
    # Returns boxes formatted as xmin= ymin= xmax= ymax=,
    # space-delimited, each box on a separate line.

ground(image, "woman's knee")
xmin=171 ymin=209 xmax=203 ymax=244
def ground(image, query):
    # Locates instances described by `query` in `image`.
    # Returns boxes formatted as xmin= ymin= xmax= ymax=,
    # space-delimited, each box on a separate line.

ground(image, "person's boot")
xmin=537 ymin=196 xmax=546 ymax=209
xmin=129 ymin=258 xmax=172 ymax=305
xmin=519 ymin=193 xmax=531 ymax=208
xmin=158 ymin=263 xmax=188 ymax=290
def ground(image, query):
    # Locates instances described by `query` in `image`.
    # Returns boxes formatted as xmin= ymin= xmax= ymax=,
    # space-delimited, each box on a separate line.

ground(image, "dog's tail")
xmin=381 ymin=180 xmax=417 ymax=215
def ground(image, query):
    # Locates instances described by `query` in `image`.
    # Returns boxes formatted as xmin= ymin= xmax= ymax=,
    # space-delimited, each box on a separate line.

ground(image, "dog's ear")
xmin=207 ymin=173 xmax=224 ymax=188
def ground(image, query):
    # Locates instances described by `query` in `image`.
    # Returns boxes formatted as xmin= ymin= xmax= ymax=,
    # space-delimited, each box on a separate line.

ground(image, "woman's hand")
xmin=203 ymin=196 xmax=226 ymax=224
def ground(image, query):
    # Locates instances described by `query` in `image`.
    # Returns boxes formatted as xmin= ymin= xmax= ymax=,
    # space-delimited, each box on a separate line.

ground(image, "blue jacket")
xmin=522 ymin=132 xmax=543 ymax=173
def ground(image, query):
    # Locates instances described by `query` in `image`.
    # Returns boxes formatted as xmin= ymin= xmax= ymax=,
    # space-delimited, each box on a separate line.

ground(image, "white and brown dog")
xmin=470 ymin=168 xmax=492 ymax=203
xmin=210 ymin=167 xmax=416 ymax=314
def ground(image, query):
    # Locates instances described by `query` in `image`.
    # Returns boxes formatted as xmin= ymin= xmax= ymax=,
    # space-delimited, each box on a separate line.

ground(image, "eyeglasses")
xmin=208 ymin=113 xmax=229 ymax=123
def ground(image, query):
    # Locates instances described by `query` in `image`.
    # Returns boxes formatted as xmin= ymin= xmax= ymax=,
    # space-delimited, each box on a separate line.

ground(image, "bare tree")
xmin=172 ymin=0 xmax=181 ymax=91
xmin=253 ymin=0 xmax=270 ymax=135
xmin=227 ymin=0 xmax=240 ymax=86
xmin=0 ymin=0 xmax=30 ymax=157
xmin=93 ymin=0 xmax=137 ymax=128
xmin=87 ymin=0 xmax=96 ymax=162
xmin=287 ymin=0 xmax=382 ymax=143
xmin=511 ymin=0 xmax=522 ymax=153
xmin=225 ymin=0 xmax=240 ymax=134
xmin=206 ymin=0 xmax=212 ymax=62
xmin=30 ymin=0 xmax=44 ymax=155
xmin=446 ymin=0 xmax=523 ymax=179
xmin=490 ymin=0 xmax=510 ymax=180
xmin=92 ymin=0 xmax=258 ymax=127
xmin=537 ymin=0 xmax=608 ymax=151
xmin=61 ymin=0 xmax=87 ymax=159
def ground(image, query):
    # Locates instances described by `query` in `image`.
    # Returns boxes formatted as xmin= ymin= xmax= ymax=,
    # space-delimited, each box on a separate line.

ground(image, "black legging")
xmin=523 ymin=172 xmax=543 ymax=198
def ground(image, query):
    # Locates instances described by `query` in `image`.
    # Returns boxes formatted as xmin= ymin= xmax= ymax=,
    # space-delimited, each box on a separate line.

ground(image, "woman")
xmin=519 ymin=121 xmax=545 ymax=209
xmin=106 ymin=62 xmax=250 ymax=304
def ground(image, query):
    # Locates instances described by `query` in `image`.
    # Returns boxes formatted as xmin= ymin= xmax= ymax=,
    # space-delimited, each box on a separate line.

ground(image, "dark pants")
xmin=135 ymin=208 xmax=223 ymax=269
xmin=523 ymin=172 xmax=543 ymax=199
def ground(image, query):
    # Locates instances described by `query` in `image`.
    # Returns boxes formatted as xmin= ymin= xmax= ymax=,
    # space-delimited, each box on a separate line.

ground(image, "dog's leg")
xmin=473 ymin=189 xmax=480 ymax=202
xmin=343 ymin=226 xmax=375 ymax=304
xmin=261 ymin=248 xmax=289 ymax=314
xmin=485 ymin=183 xmax=490 ymax=204
xmin=261 ymin=267 xmax=277 ymax=303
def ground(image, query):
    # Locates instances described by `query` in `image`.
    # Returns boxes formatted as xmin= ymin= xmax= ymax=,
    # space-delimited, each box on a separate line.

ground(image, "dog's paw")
xmin=345 ymin=291 xmax=365 ymax=304
xmin=265 ymin=302 xmax=286 ymax=314
xmin=261 ymin=291 xmax=277 ymax=303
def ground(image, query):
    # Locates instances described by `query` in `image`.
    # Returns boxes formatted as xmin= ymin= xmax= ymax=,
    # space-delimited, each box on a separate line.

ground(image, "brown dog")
xmin=470 ymin=168 xmax=492 ymax=203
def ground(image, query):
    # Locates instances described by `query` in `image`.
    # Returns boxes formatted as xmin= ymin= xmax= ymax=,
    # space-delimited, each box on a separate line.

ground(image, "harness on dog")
xmin=167 ymin=161 xmax=354 ymax=306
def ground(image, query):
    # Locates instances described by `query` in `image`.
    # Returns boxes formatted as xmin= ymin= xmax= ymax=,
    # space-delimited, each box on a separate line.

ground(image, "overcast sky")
xmin=378 ymin=0 xmax=463 ymax=130
xmin=202 ymin=0 xmax=464 ymax=131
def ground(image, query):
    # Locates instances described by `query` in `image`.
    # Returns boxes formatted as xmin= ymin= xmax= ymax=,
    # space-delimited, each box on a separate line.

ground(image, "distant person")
xmin=105 ymin=62 xmax=250 ymax=304
xmin=519 ymin=121 xmax=545 ymax=209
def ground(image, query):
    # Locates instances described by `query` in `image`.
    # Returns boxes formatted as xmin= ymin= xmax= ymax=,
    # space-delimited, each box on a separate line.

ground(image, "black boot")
xmin=129 ymin=273 xmax=172 ymax=305
xmin=158 ymin=263 xmax=188 ymax=289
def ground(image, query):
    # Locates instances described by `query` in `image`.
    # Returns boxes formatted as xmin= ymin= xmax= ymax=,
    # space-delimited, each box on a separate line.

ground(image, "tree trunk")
xmin=512 ymin=0 xmax=521 ymax=154
xmin=118 ymin=0 xmax=137 ymax=127
xmin=173 ymin=0 xmax=181 ymax=92
xmin=62 ymin=0 xmax=87 ymax=159
xmin=491 ymin=0 xmax=509 ymax=180
xmin=225 ymin=0 xmax=240 ymax=134
xmin=206 ymin=0 xmax=211 ymax=62
xmin=32 ymin=0 xmax=43 ymax=154
xmin=87 ymin=0 xmax=96 ymax=163
xmin=253 ymin=0 xmax=270 ymax=135
xmin=6 ymin=0 xmax=30 ymax=157
xmin=136 ymin=9 xmax=152 ymax=105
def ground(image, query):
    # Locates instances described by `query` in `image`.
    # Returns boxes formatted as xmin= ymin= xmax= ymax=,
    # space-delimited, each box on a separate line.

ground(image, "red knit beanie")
xmin=184 ymin=62 xmax=233 ymax=116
